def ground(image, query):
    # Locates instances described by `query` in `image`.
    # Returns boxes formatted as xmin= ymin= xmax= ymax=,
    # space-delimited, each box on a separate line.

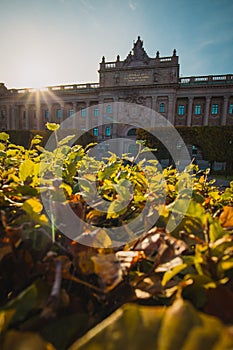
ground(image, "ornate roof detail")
xmin=124 ymin=36 xmax=149 ymax=65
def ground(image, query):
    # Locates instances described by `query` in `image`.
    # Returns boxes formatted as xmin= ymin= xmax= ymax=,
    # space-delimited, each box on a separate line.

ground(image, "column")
xmin=98 ymin=99 xmax=104 ymax=139
xmin=151 ymin=96 xmax=157 ymax=127
xmin=6 ymin=105 xmax=11 ymax=130
xmin=11 ymin=105 xmax=16 ymax=129
xmin=187 ymin=97 xmax=193 ymax=126
xmin=61 ymin=103 xmax=65 ymax=122
xmin=221 ymin=96 xmax=228 ymax=126
xmin=112 ymin=98 xmax=117 ymax=138
xmin=168 ymin=95 xmax=175 ymax=125
xmin=36 ymin=104 xmax=41 ymax=129
xmin=72 ymin=102 xmax=77 ymax=128
xmin=25 ymin=105 xmax=29 ymax=129
xmin=49 ymin=104 xmax=53 ymax=122
xmin=204 ymin=97 xmax=211 ymax=126
xmin=85 ymin=101 xmax=90 ymax=131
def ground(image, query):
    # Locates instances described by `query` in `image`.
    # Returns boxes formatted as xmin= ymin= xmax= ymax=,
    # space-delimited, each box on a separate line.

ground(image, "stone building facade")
xmin=0 ymin=36 xmax=233 ymax=135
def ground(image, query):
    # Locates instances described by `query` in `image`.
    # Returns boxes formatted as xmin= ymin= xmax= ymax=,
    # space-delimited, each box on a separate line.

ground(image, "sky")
xmin=0 ymin=0 xmax=233 ymax=89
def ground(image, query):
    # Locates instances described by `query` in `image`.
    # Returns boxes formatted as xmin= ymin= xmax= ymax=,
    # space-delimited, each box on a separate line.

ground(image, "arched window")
xmin=127 ymin=128 xmax=136 ymax=136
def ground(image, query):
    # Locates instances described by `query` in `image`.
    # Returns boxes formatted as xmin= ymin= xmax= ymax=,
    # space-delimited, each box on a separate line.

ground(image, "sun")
xmin=21 ymin=60 xmax=50 ymax=90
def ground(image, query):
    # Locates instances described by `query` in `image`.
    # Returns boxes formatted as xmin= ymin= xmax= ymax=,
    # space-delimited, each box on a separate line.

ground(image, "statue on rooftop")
xmin=124 ymin=36 xmax=149 ymax=65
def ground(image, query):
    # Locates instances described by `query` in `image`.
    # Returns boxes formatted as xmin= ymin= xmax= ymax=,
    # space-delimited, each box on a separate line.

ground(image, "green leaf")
xmin=0 ymin=150 xmax=6 ymax=158
xmin=0 ymin=132 xmax=9 ymax=142
xmin=98 ymin=161 xmax=121 ymax=181
xmin=140 ymin=146 xmax=157 ymax=154
xmin=168 ymin=199 xmax=206 ymax=223
xmin=68 ymin=304 xmax=165 ymax=350
xmin=113 ymin=179 xmax=133 ymax=202
xmin=162 ymin=263 xmax=188 ymax=286
xmin=2 ymin=330 xmax=55 ymax=350
xmin=76 ymin=178 xmax=96 ymax=195
xmin=58 ymin=134 xmax=76 ymax=146
xmin=208 ymin=214 xmax=225 ymax=242
xmin=1 ymin=280 xmax=49 ymax=325
xmin=41 ymin=314 xmax=88 ymax=350
xmin=19 ymin=159 xmax=35 ymax=182
xmin=107 ymin=199 xmax=127 ymax=219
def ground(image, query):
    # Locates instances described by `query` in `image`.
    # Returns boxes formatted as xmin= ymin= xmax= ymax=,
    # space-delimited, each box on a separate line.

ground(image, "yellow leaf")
xmin=22 ymin=197 xmax=43 ymax=215
xmin=219 ymin=206 xmax=233 ymax=228
xmin=0 ymin=310 xmax=15 ymax=333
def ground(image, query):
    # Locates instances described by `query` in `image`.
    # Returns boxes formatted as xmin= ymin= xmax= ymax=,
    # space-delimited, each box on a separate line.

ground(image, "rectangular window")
xmin=68 ymin=109 xmax=74 ymax=117
xmin=45 ymin=110 xmax=49 ymax=119
xmin=177 ymin=105 xmax=185 ymax=115
xmin=106 ymin=105 xmax=112 ymax=114
xmin=159 ymin=103 xmax=165 ymax=113
xmin=229 ymin=104 xmax=233 ymax=114
xmin=105 ymin=126 xmax=111 ymax=137
xmin=81 ymin=108 xmax=86 ymax=117
xmin=94 ymin=108 xmax=99 ymax=117
xmin=56 ymin=109 xmax=62 ymax=118
xmin=211 ymin=104 xmax=219 ymax=115
xmin=194 ymin=104 xmax=201 ymax=115
xmin=93 ymin=127 xmax=98 ymax=136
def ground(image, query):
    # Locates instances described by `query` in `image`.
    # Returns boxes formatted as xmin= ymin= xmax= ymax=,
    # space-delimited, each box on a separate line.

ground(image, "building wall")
xmin=0 ymin=37 xmax=233 ymax=135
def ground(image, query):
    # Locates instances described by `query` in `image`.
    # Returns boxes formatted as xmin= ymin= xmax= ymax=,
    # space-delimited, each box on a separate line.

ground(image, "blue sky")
xmin=0 ymin=0 xmax=232 ymax=88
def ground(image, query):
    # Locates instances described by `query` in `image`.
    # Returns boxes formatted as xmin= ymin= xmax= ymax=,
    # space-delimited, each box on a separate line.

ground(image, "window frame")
xmin=93 ymin=127 xmax=99 ymax=136
xmin=229 ymin=103 xmax=233 ymax=114
xmin=177 ymin=105 xmax=185 ymax=115
xmin=94 ymin=108 xmax=99 ymax=117
xmin=81 ymin=108 xmax=86 ymax=117
xmin=106 ymin=105 xmax=112 ymax=114
xmin=211 ymin=103 xmax=219 ymax=115
xmin=194 ymin=104 xmax=201 ymax=115
xmin=159 ymin=102 xmax=165 ymax=113
xmin=56 ymin=109 xmax=62 ymax=119
xmin=45 ymin=110 xmax=49 ymax=119
xmin=105 ymin=126 xmax=111 ymax=137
